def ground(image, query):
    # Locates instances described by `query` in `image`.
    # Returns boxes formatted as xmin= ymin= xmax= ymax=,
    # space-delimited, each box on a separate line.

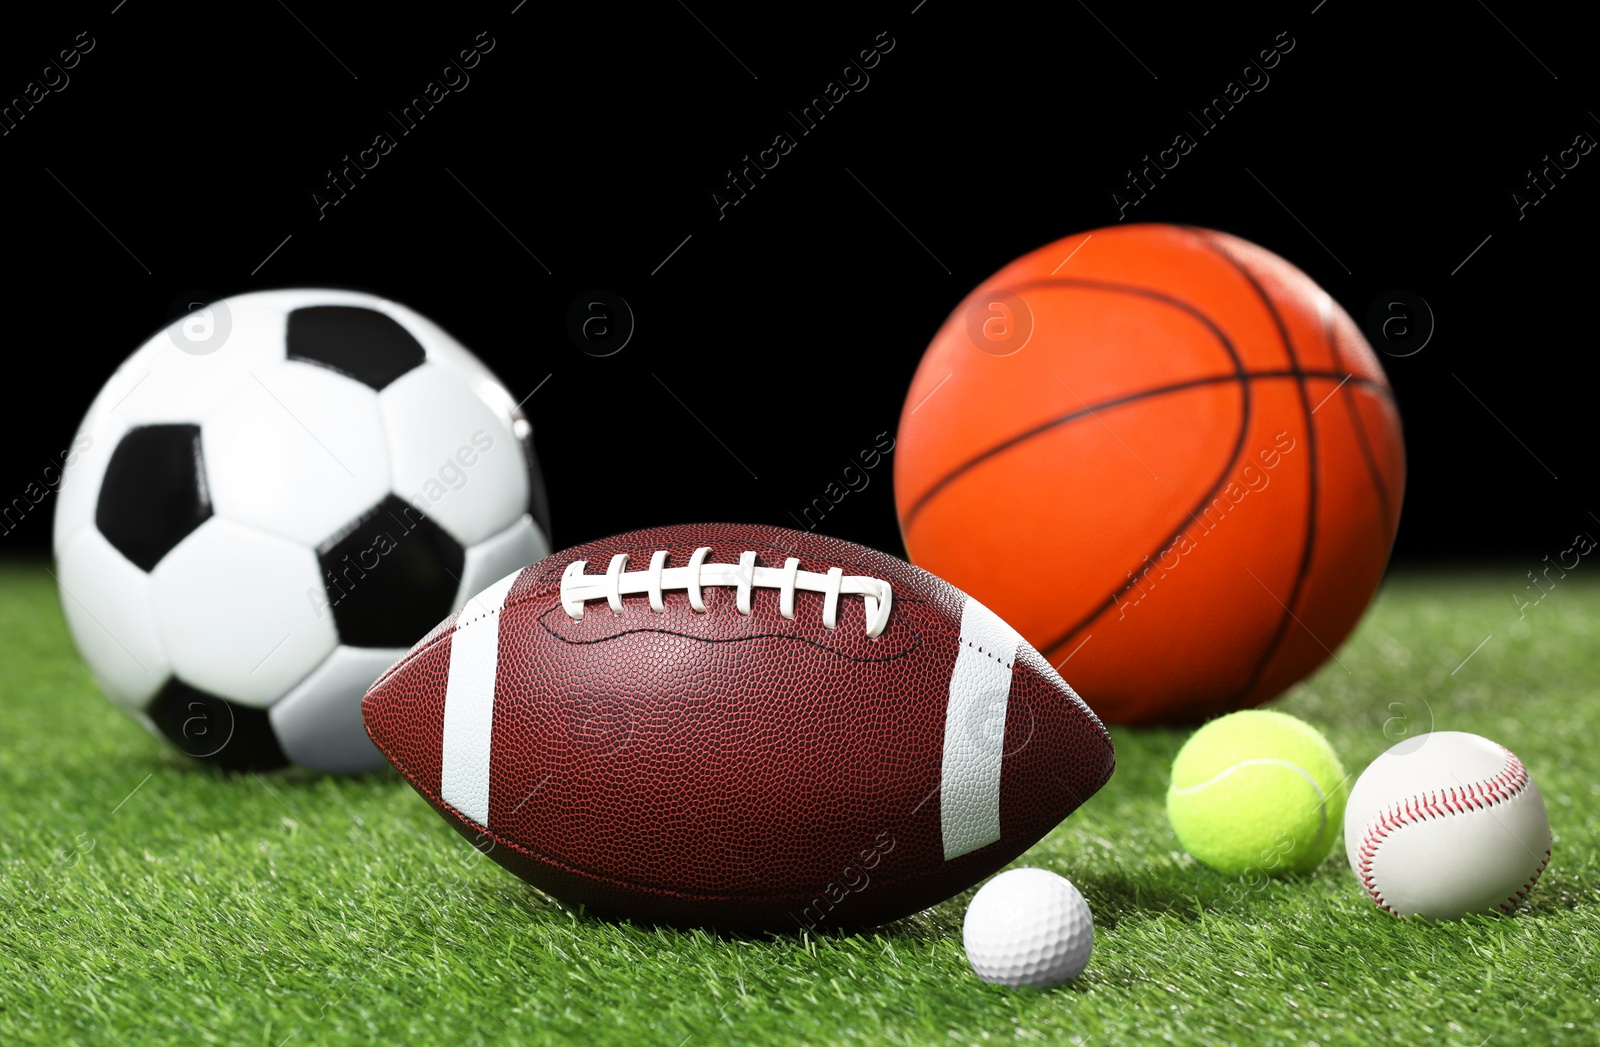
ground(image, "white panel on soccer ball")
xmin=51 ymin=291 xmax=307 ymax=548
xmin=55 ymin=525 xmax=171 ymax=711
xmin=453 ymin=514 xmax=549 ymax=608
xmin=203 ymin=360 xmax=390 ymax=548
xmin=271 ymin=645 xmax=404 ymax=772
xmin=387 ymin=302 xmax=521 ymax=420
xmin=99 ymin=292 xmax=299 ymax=429
xmin=150 ymin=517 xmax=337 ymax=707
xmin=381 ymin=362 xmax=528 ymax=546
xmin=54 ymin=292 xmax=324 ymax=552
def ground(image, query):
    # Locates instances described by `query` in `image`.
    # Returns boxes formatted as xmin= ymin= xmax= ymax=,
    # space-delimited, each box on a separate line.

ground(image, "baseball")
xmin=1345 ymin=731 xmax=1552 ymax=919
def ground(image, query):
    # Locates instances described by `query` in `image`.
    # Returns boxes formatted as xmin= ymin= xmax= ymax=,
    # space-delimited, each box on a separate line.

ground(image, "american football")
xmin=362 ymin=523 xmax=1115 ymax=933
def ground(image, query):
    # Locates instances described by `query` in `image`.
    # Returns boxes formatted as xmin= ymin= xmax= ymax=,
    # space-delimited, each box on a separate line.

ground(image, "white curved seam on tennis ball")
xmin=1171 ymin=757 xmax=1329 ymax=848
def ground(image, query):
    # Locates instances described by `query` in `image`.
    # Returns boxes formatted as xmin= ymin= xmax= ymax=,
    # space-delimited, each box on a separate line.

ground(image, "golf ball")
xmin=962 ymin=868 xmax=1094 ymax=987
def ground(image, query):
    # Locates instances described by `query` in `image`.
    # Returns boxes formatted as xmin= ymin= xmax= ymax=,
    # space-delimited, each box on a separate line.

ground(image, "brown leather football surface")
xmin=363 ymin=523 xmax=1114 ymax=933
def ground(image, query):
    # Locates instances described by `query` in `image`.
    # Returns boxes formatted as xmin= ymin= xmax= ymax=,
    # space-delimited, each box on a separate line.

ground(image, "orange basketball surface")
xmin=894 ymin=224 xmax=1405 ymax=724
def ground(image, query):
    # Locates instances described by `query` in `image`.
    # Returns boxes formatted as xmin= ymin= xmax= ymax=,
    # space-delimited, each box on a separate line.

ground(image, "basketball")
xmin=893 ymin=224 xmax=1404 ymax=724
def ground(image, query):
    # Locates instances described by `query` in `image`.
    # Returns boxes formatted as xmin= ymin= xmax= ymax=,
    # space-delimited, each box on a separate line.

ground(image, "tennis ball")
xmin=1166 ymin=710 xmax=1348 ymax=876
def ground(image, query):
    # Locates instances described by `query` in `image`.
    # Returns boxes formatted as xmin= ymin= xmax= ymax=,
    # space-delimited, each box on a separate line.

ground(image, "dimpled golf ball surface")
xmin=963 ymin=868 xmax=1094 ymax=987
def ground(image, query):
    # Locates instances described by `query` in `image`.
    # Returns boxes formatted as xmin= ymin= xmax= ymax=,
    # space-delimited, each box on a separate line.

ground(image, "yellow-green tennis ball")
xmin=1166 ymin=710 xmax=1348 ymax=876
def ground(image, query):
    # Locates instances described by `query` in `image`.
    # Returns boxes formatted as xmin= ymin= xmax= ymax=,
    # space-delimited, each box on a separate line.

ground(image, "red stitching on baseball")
xmin=1498 ymin=849 xmax=1551 ymax=913
xmin=1355 ymin=746 xmax=1542 ymax=914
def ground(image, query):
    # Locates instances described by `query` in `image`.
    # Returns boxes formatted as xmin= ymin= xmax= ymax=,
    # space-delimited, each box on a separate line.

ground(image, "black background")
xmin=0 ymin=1 xmax=1592 ymax=566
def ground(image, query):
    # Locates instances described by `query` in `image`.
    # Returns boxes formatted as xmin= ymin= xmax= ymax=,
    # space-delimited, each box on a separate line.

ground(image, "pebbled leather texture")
xmin=363 ymin=522 xmax=1115 ymax=933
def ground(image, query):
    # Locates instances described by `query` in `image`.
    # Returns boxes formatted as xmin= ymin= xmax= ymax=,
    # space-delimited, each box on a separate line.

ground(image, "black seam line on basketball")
xmin=941 ymin=380 xmax=1396 ymax=666
xmin=1312 ymin=290 xmax=1392 ymax=533
xmin=900 ymin=371 xmax=1372 ymax=532
xmin=956 ymin=368 xmax=1394 ymax=667
xmin=1341 ymin=391 xmax=1395 ymax=539
xmin=1192 ymin=230 xmax=1320 ymax=702
xmin=903 ymin=275 xmax=1252 ymax=530
xmin=1026 ymin=278 xmax=1257 ymax=663
xmin=1321 ymin=301 xmax=1397 ymax=541
xmin=908 ymin=373 xmax=1318 ymax=534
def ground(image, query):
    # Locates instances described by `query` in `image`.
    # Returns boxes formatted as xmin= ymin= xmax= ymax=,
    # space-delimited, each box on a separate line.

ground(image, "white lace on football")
xmin=559 ymin=548 xmax=893 ymax=637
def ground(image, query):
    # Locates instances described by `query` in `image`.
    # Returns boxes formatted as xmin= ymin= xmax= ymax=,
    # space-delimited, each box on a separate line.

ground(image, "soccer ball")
xmin=53 ymin=289 xmax=552 ymax=773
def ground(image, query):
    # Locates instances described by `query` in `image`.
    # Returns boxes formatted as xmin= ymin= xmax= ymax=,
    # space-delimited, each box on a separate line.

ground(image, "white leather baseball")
xmin=1344 ymin=731 xmax=1551 ymax=919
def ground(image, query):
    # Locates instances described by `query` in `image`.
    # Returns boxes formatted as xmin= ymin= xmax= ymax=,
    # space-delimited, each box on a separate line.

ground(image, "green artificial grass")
xmin=2 ymin=560 xmax=1597 ymax=1045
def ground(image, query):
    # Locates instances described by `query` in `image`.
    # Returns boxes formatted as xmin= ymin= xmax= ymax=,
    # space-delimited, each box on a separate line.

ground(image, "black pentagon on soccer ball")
xmin=96 ymin=424 xmax=212 ymax=572
xmin=317 ymin=494 xmax=465 ymax=647
xmin=286 ymin=306 xmax=426 ymax=390
xmin=148 ymin=678 xmax=288 ymax=772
